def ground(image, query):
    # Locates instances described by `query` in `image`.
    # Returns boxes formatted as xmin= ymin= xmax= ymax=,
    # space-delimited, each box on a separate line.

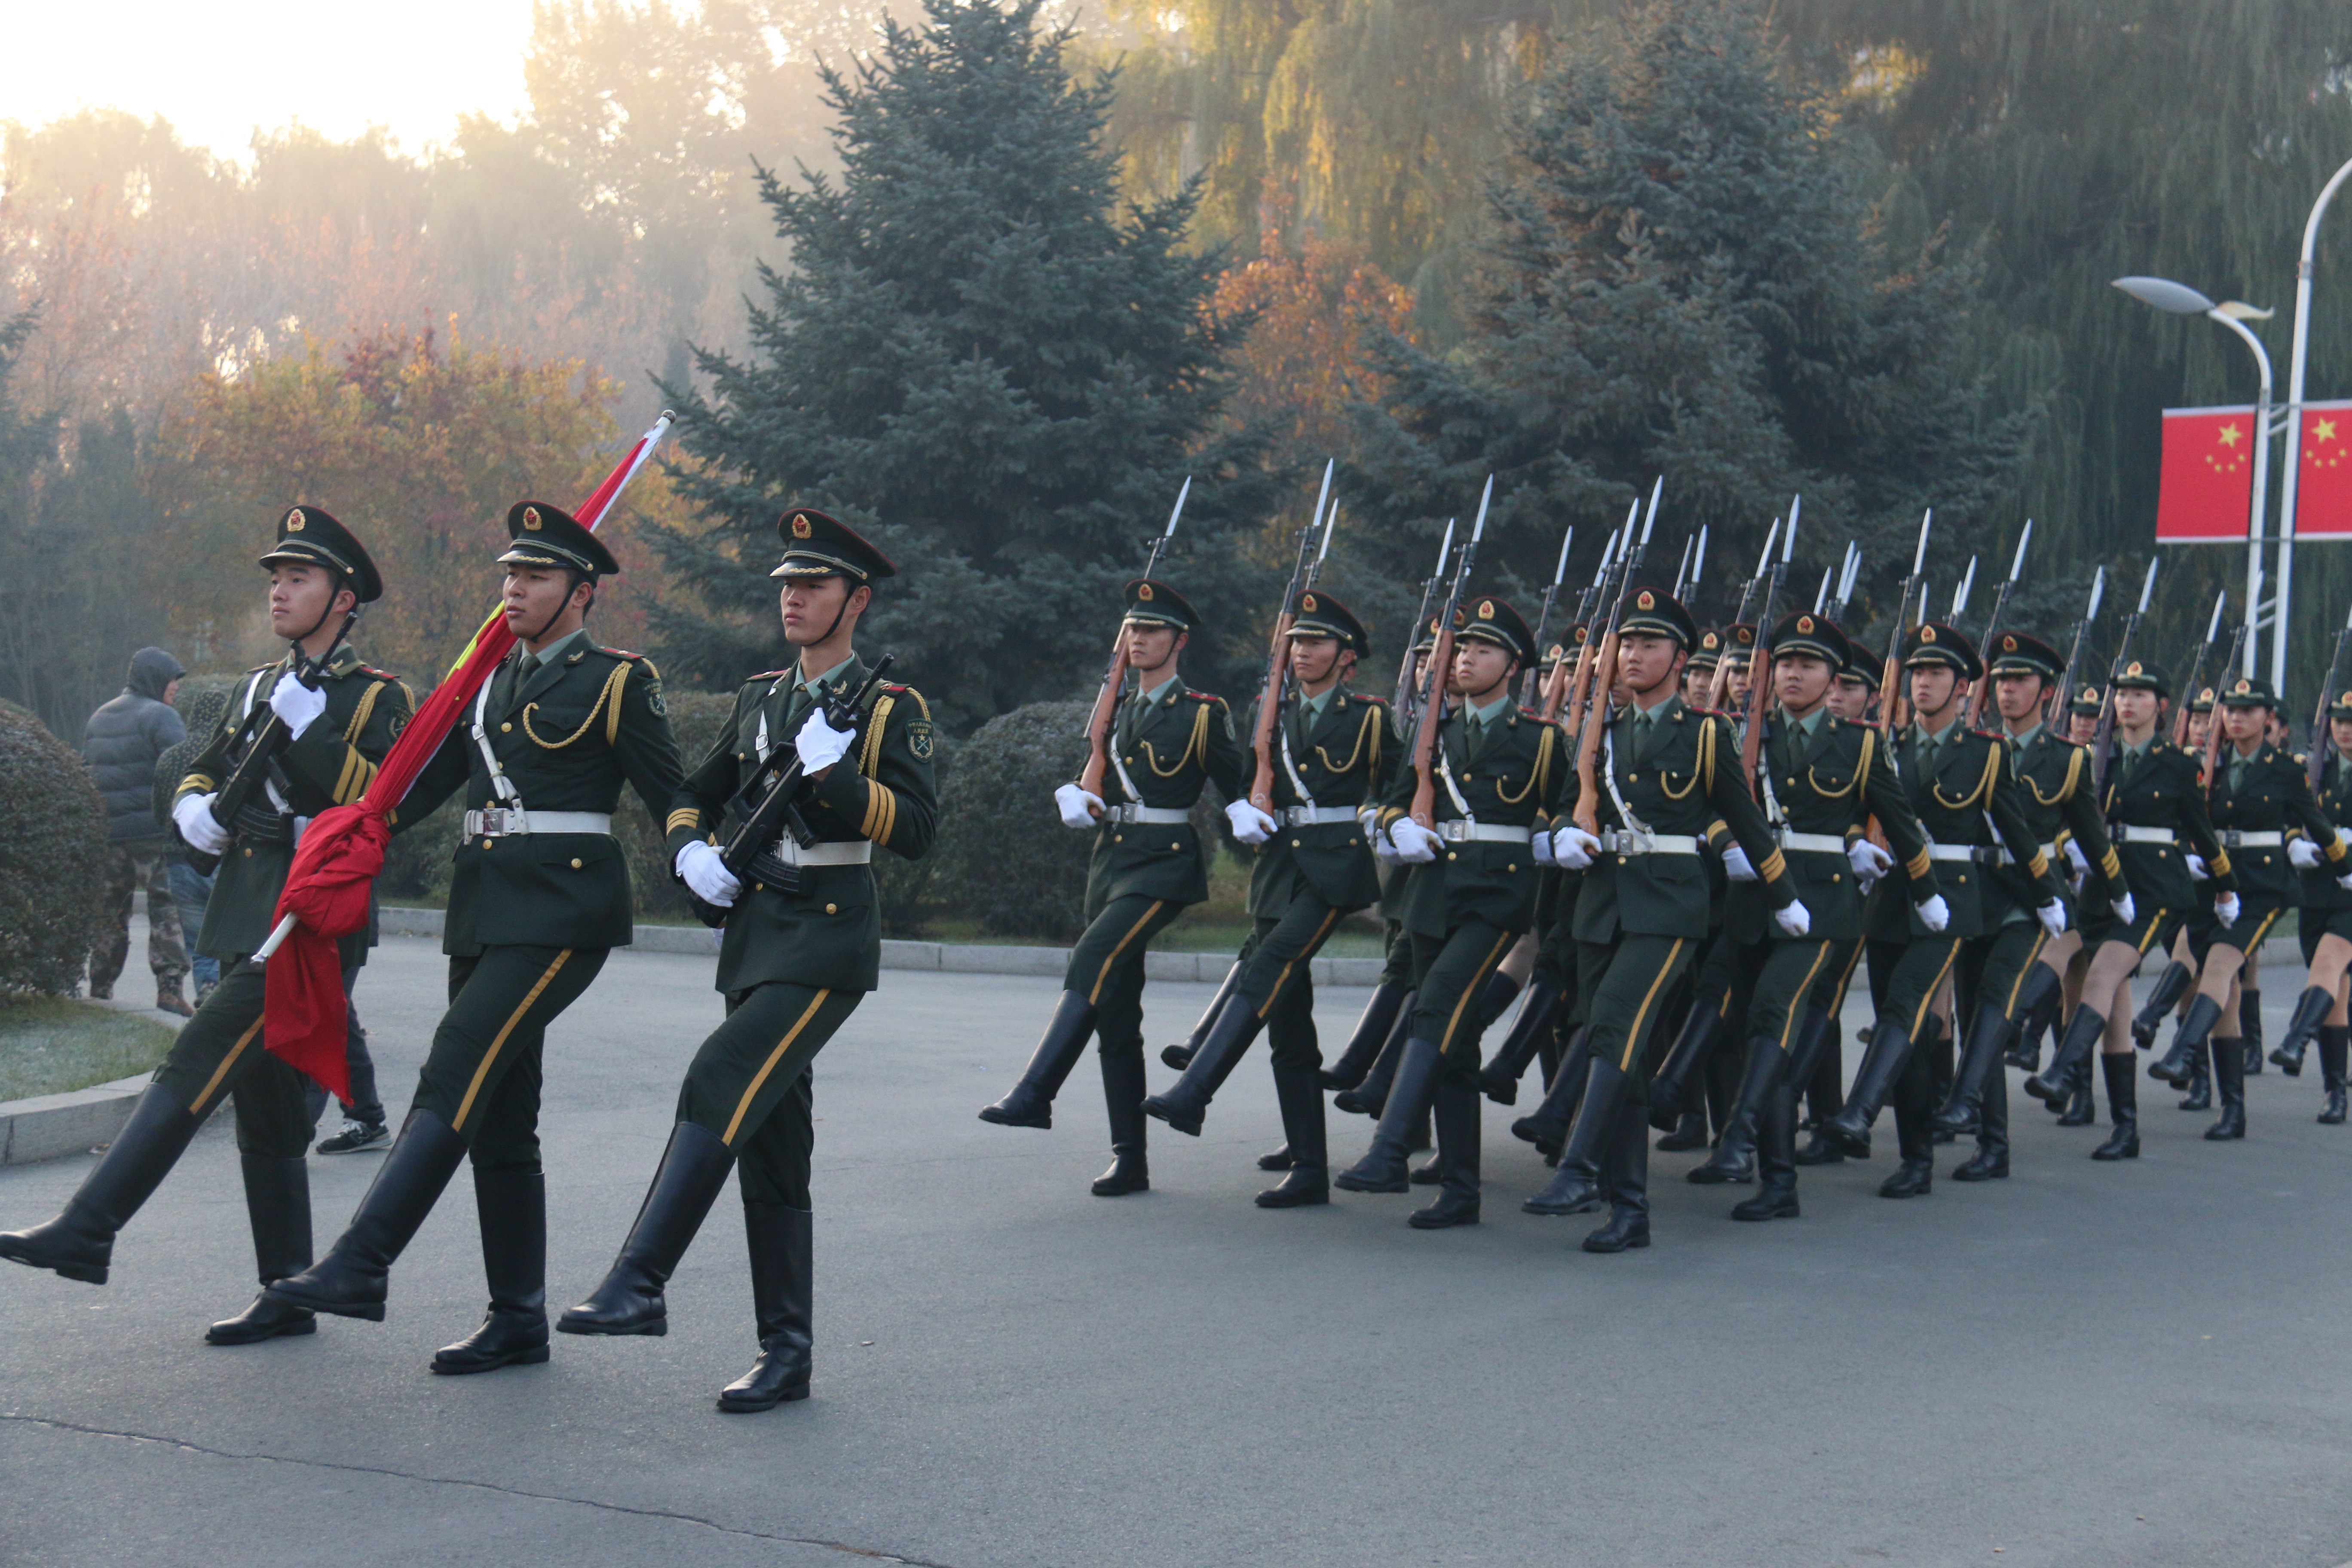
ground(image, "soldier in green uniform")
xmin=2145 ymin=675 xmax=2349 ymax=1139
xmin=2030 ymin=661 xmax=2239 ymax=1149
xmin=1521 ymin=589 xmax=1803 ymax=1251
xmin=558 ymin=509 xmax=934 ymax=1411
xmin=2272 ymin=688 xmax=2352 ymax=1121
xmin=1789 ymin=648 xmax=1883 ymax=1164
xmin=1339 ymin=595 xmax=1562 ymax=1228
xmin=980 ymin=579 xmax=1246 ymax=1196
xmin=1 ymin=508 xmax=409 ymax=1345
xmin=1139 ymin=590 xmax=1393 ymax=1209
xmin=265 ymin=501 xmax=684 ymax=1372
xmin=1478 ymin=640 xmax=1584 ymax=1109
xmin=1932 ymin=631 xmax=2126 ymax=1170
xmin=2126 ymin=684 xmax=2214 ymax=1063
xmin=1709 ymin=611 xmax=1940 ymax=1221
xmin=1818 ymin=622 xmax=2065 ymax=1199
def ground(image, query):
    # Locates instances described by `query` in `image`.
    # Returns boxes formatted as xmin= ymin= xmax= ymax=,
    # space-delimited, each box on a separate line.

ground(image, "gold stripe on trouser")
xmin=1255 ymin=908 xmax=1341 ymax=1017
xmin=723 ymin=989 xmax=833 ymax=1145
xmin=1617 ymin=938 xmax=1690 ymax=1071
xmin=2000 ymin=929 xmax=2050 ymax=1017
xmin=2133 ymin=909 xmax=2172 ymax=956
xmin=1436 ymin=929 xmax=1517 ymax=1053
xmin=1776 ymin=942 xmax=1834 ymax=1051
xmin=2234 ymin=907 xmax=2283 ymax=956
xmin=189 ymin=1017 xmax=266 ymax=1117
xmin=453 ymin=949 xmax=573 ymax=1132
xmin=1907 ymin=940 xmax=1963 ymax=1038
xmin=1823 ymin=938 xmax=1868 ymax=1014
xmin=1087 ymin=901 xmax=1167 ymax=1005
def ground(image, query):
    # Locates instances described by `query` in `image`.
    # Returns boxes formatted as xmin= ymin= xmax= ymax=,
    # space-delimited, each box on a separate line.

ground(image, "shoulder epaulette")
xmin=358 ymin=664 xmax=398 ymax=681
xmin=1188 ymin=690 xmax=1220 ymax=703
xmin=750 ymin=668 xmax=794 ymax=682
xmin=1356 ymin=693 xmax=1390 ymax=705
xmin=245 ymin=661 xmax=274 ymax=675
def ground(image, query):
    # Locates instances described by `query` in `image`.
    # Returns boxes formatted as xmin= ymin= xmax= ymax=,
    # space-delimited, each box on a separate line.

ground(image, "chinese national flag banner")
xmin=2156 ymin=404 xmax=2258 ymax=542
xmin=2295 ymin=400 xmax=2352 ymax=538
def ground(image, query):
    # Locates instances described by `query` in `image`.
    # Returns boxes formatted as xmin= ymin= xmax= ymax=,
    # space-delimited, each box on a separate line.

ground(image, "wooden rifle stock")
xmin=1078 ymin=639 xmax=1128 ymax=807
xmin=1570 ymin=626 xmax=1619 ymax=836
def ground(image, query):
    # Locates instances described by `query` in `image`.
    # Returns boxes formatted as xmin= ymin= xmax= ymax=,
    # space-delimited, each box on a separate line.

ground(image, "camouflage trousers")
xmin=89 ymin=845 xmax=189 ymax=994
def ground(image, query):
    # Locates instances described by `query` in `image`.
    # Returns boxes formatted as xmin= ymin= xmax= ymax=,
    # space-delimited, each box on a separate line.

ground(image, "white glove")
xmin=268 ymin=676 xmax=328 ymax=739
xmin=2066 ymin=839 xmax=2091 ymax=877
xmin=1357 ymin=808 xmax=1381 ymax=845
xmin=1848 ymin=839 xmax=1893 ymax=882
xmin=2290 ymin=837 xmax=2322 ymax=870
xmin=1389 ymin=820 xmax=1443 ymax=864
xmin=1225 ymin=799 xmax=1278 ymax=845
xmin=793 ymin=709 xmax=856 ymax=774
xmin=2337 ymin=872 xmax=2352 ymax=892
xmin=1531 ymin=826 xmax=1556 ymax=866
xmin=1372 ymin=826 xmax=1399 ymax=864
xmin=1054 ymin=783 xmax=1104 ymax=830
xmin=2214 ymin=892 xmax=2241 ymax=925
xmin=1722 ymin=844 xmax=1759 ymax=882
xmin=1773 ymin=900 xmax=1812 ymax=937
xmin=1917 ymin=894 xmax=1952 ymax=932
xmin=1552 ymin=826 xmax=1601 ymax=870
xmin=173 ymin=792 xmax=231 ymax=856
xmin=2113 ymin=891 xmax=2136 ymax=925
xmin=2187 ymin=853 xmax=2209 ymax=882
xmin=676 ymin=841 xmax=740 ymax=907
xmin=2037 ymin=900 xmax=2067 ymax=938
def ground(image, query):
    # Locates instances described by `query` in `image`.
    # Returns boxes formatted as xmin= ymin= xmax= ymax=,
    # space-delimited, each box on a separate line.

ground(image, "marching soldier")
xmin=1140 ymin=591 xmax=1395 ymax=1208
xmin=559 ymin=509 xmax=934 ymax=1411
xmin=980 ymin=579 xmax=1246 ymax=1196
xmin=264 ymin=502 xmax=684 ymax=1371
xmin=1341 ymin=596 xmax=1562 ymax=1228
xmin=2030 ymin=661 xmax=2238 ymax=1147
xmin=2271 ymin=687 xmax=2352 ymax=1121
xmin=0 ymin=507 xmax=410 ymax=1344
xmin=1524 ymin=589 xmax=1803 ymax=1250
xmin=1681 ymin=628 xmax=1722 ymax=707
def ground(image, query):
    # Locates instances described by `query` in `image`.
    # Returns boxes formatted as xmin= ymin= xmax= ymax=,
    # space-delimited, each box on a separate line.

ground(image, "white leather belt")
xmin=2117 ymin=825 xmax=2177 ymax=845
xmin=1987 ymin=842 xmax=2058 ymax=867
xmin=2219 ymin=830 xmax=2283 ymax=848
xmin=1926 ymin=844 xmax=1984 ymax=863
xmin=764 ymin=838 xmax=872 ymax=867
xmin=1106 ymin=804 xmax=1192 ymax=825
xmin=1600 ymin=828 xmax=1700 ymax=855
xmin=1282 ymin=805 xmax=1362 ymax=827
xmin=1775 ymin=830 xmax=1847 ymax=854
xmin=463 ymin=808 xmax=612 ymax=839
xmin=1439 ymin=821 xmax=1534 ymax=845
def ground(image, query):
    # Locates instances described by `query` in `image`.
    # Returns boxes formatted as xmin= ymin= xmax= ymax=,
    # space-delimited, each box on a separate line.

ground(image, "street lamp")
xmin=2272 ymin=157 xmax=2352 ymax=703
xmin=2114 ymin=276 xmax=2278 ymax=678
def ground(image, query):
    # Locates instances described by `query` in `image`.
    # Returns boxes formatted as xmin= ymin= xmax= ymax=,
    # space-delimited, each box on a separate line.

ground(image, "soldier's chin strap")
xmin=810 ymin=571 xmax=864 ymax=646
xmin=290 ymin=585 xmax=360 ymax=686
xmin=520 ymin=571 xmax=593 ymax=648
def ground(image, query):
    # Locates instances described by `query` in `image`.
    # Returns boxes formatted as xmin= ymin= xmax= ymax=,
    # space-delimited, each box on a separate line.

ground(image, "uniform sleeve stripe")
xmin=2210 ymin=849 xmax=2234 ymax=879
xmin=2026 ymin=851 xmax=2049 ymax=879
xmin=2101 ymin=849 xmax=2122 ymax=879
xmin=1905 ymin=849 xmax=1932 ymax=880
xmin=1758 ymin=849 xmax=1788 ymax=882
xmin=667 ymin=808 xmax=701 ymax=833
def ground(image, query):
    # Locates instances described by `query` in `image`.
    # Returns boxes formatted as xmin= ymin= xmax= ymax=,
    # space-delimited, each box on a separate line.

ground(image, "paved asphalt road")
xmin=6 ymin=931 xmax=2352 ymax=1568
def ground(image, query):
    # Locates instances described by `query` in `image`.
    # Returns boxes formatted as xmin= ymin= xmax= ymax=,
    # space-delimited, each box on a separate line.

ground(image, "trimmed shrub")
xmin=151 ymin=684 xmax=232 ymax=862
xmin=0 ymin=701 xmax=110 ymax=994
xmin=931 ymin=701 xmax=1096 ymax=941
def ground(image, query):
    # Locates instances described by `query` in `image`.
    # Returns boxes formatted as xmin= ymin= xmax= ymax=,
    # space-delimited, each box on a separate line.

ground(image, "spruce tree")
xmin=1348 ymin=0 xmax=2029 ymax=642
xmin=655 ymin=0 xmax=1272 ymax=727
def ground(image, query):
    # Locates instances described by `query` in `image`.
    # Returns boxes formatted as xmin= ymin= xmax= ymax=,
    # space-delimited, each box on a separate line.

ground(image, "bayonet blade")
xmin=1433 ymin=519 xmax=1455 ymax=578
xmin=1469 ymin=475 xmax=1493 ymax=544
xmin=1641 ymin=476 xmax=1662 ymax=546
xmin=1952 ymin=555 xmax=1978 ymax=619
xmin=2206 ymin=589 xmax=2227 ymax=644
xmin=2136 ymin=556 xmax=2160 ymax=614
xmin=1814 ymin=566 xmax=1832 ymax=613
xmin=1691 ymin=525 xmax=1708 ymax=590
xmin=2009 ymin=519 xmax=2033 ymax=581
xmin=1554 ymin=526 xmax=1575 ymax=587
xmin=1307 ymin=459 xmax=1334 ymax=538
xmin=2086 ymin=566 xmax=2107 ymax=623
xmin=1164 ymin=476 xmax=1191 ymax=539
xmin=1756 ymin=518 xmax=1781 ymax=575
xmin=1911 ymin=509 xmax=1933 ymax=576
xmin=1784 ymin=495 xmax=1801 ymax=562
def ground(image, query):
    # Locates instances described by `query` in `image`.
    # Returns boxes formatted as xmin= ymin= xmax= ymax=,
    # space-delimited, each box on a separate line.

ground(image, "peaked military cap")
xmin=1286 ymin=588 xmax=1370 ymax=655
xmin=1718 ymin=622 xmax=1758 ymax=666
xmin=1617 ymin=586 xmax=1700 ymax=650
xmin=1838 ymin=655 xmax=1881 ymax=693
xmin=770 ymin=506 xmax=897 ymax=582
xmin=1122 ymin=577 xmax=1199 ymax=632
xmin=1686 ymin=627 xmax=1723 ymax=673
xmin=260 ymin=505 xmax=383 ymax=603
xmin=2190 ymin=686 xmax=2217 ymax=714
xmin=2329 ymin=686 xmax=2352 ymax=721
xmin=2070 ymin=683 xmax=2104 ymax=716
xmin=1455 ymin=594 xmax=1536 ymax=663
xmin=499 ymin=500 xmax=621 ymax=577
xmin=1763 ymin=609 xmax=1850 ymax=669
xmin=2218 ymin=673 xmax=2278 ymax=708
xmin=1412 ymin=616 xmax=1440 ymax=655
xmin=1986 ymin=629 xmax=2064 ymax=681
xmin=1902 ymin=621 xmax=1984 ymax=681
xmin=2111 ymin=658 xmax=2168 ymax=696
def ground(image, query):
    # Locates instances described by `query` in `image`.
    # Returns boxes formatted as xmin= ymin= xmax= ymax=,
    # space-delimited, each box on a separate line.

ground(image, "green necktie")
xmin=2228 ymin=752 xmax=2248 ymax=794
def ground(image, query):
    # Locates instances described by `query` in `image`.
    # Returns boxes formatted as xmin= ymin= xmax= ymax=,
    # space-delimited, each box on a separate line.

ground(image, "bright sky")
xmin=3 ymin=0 xmax=540 ymax=160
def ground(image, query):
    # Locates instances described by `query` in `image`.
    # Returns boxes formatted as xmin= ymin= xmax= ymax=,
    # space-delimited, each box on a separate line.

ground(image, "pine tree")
xmin=1346 ymin=0 xmax=2029 ymax=643
xmin=655 ymin=0 xmax=1274 ymax=728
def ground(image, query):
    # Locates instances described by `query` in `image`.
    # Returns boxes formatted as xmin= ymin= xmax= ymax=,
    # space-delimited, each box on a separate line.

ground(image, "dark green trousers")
xmin=1960 ymin=922 xmax=2051 ymax=1024
xmin=675 ymin=982 xmax=867 ymax=1208
xmin=1732 ymin=936 xmax=1840 ymax=1051
xmin=410 ymin=944 xmax=608 ymax=1173
xmin=1236 ymin=891 xmax=1357 ymax=1072
xmin=1407 ymin=920 xmax=1521 ymax=1081
xmin=148 ymin=958 xmax=325 ymax=1159
xmin=1061 ymin=894 xmax=1186 ymax=1060
xmin=1868 ymin=934 xmax=1964 ymax=1162
xmin=1577 ymin=933 xmax=1703 ymax=1107
xmin=1376 ymin=918 xmax=1413 ymax=989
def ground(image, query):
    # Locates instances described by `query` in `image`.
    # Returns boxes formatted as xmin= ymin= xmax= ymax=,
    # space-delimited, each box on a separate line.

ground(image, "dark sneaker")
xmin=316 ymin=1120 xmax=389 ymax=1156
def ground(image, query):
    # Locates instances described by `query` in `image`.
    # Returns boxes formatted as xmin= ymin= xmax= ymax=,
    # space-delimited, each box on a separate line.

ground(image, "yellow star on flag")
xmin=2219 ymin=423 xmax=2243 ymax=447
xmin=2316 ymin=417 xmax=2339 ymax=444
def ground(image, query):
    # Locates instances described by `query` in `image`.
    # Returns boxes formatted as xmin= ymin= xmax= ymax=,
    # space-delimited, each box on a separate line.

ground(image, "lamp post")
xmin=2114 ymin=276 xmax=2277 ymax=677
xmin=2272 ymin=156 xmax=2352 ymax=698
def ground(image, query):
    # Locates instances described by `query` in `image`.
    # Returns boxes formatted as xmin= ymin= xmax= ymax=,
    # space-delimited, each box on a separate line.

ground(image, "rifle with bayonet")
xmin=1078 ymin=478 xmax=1188 ymax=811
xmin=1406 ymin=480 xmax=1491 ymax=830
xmin=1395 ymin=519 xmax=1455 ymax=728
xmin=1521 ymin=524 xmax=1575 ymax=706
xmin=1569 ymin=478 xmax=1663 ymax=835
xmin=1556 ymin=508 xmax=1635 ymax=734
xmin=2308 ymin=601 xmax=2352 ymax=791
xmin=1879 ymin=511 xmax=1933 ymax=738
xmin=2052 ymin=567 xmax=2107 ymax=735
xmin=2171 ymin=590 xmax=2230 ymax=748
xmin=692 ymin=655 xmax=898 ymax=928
xmin=185 ymin=610 xmax=361 ymax=876
xmin=1963 ymin=521 xmax=2033 ymax=726
xmin=1247 ymin=462 xmax=1338 ymax=818
xmin=1708 ymin=516 xmax=1779 ymax=712
xmin=1828 ymin=542 xmax=1861 ymax=625
xmin=2091 ymin=557 xmax=2161 ymax=794
xmin=1740 ymin=496 xmax=1799 ymax=783
xmin=1542 ymin=523 xmax=1618 ymax=723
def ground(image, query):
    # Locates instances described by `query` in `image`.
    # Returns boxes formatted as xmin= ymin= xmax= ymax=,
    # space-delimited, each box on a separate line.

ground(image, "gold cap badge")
xmin=523 ymin=506 xmax=543 ymax=531
xmin=285 ymin=508 xmax=306 ymax=533
xmin=1921 ymin=625 xmax=1938 ymax=643
xmin=1477 ymin=600 xmax=1495 ymax=620
xmin=2234 ymin=678 xmax=2251 ymax=693
xmin=2127 ymin=661 xmax=2144 ymax=676
xmin=1798 ymin=616 xmax=1814 ymax=634
xmin=791 ymin=512 xmax=813 ymax=539
xmin=1301 ymin=593 xmax=1317 ymax=612
xmin=2002 ymin=634 xmax=2017 ymax=651
xmin=1137 ymin=582 xmax=1154 ymax=600
xmin=1636 ymin=590 xmax=1655 ymax=610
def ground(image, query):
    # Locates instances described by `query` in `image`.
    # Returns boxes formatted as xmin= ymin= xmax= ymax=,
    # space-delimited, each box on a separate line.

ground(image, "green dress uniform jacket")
xmin=1873 ymin=723 xmax=2067 ymax=941
xmin=2096 ymin=739 xmax=2237 ymax=913
xmin=174 ymin=646 xmax=415 ymax=962
xmin=398 ymin=640 xmax=684 ymax=957
xmin=1566 ymin=696 xmax=1796 ymax=944
xmin=2006 ymin=726 xmax=2127 ymax=913
xmin=1083 ymin=680 xmax=1248 ymax=909
xmin=1729 ymin=712 xmax=1938 ymax=945
xmin=2298 ymin=749 xmax=2352 ymax=914
xmin=1376 ymin=703 xmax=1567 ymax=939
xmin=1245 ymin=689 xmax=1396 ymax=917
xmin=2208 ymin=740 xmax=2344 ymax=903
xmin=665 ymin=655 xmax=938 ymax=994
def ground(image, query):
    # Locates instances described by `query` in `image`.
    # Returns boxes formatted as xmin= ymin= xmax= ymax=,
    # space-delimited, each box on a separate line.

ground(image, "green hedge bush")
xmin=929 ymin=701 xmax=1098 ymax=941
xmin=0 ymin=701 xmax=110 ymax=995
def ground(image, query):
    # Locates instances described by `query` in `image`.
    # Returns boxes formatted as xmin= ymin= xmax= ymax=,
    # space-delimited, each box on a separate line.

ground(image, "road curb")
xmin=0 ymin=1074 xmax=153 ymax=1167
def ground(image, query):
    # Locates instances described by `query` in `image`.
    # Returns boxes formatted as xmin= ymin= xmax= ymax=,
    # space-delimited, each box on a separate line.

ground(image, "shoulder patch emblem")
xmin=908 ymin=721 xmax=934 ymax=760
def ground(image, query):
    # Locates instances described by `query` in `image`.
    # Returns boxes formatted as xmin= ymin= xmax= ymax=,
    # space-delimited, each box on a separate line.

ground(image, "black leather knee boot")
xmin=2319 ymin=1026 xmax=2349 ymax=1124
xmin=1334 ymin=1039 xmax=1444 ymax=1194
xmin=1730 ymin=1048 xmax=1798 ymax=1221
xmin=1322 ymin=985 xmax=1410 ymax=1092
xmin=266 ymin=1109 xmax=469 ymax=1321
xmin=2003 ymin=963 xmax=2065 ymax=1071
xmin=1934 ymin=1002 xmax=2015 ymax=1136
xmin=1524 ymin=1058 xmax=1627 ymax=1216
xmin=1822 ymin=1017 xmax=1915 ymax=1156
xmin=1688 ymin=1036 xmax=1774 ymax=1184
xmin=558 ymin=1121 xmax=736 ymax=1335
xmin=1409 ymin=1078 xmax=1482 ymax=1228
xmin=1646 ymin=1001 xmax=1725 ymax=1132
xmin=2205 ymin=1035 xmax=2247 ymax=1139
xmin=2131 ymin=961 xmax=2193 ymax=1048
xmin=2028 ymin=1004 xmax=2107 ymax=1105
xmin=980 ymin=991 xmax=1098 ymax=1128
xmin=2150 ymin=995 xmax=2223 ymax=1085
xmin=0 ymin=1080 xmax=205 ymax=1284
xmin=1161 ymin=961 xmax=1241 ymax=1071
xmin=1093 ymin=1045 xmax=1152 ymax=1195
xmin=434 ymin=1167 xmax=549 ymax=1372
xmin=719 ymin=1201 xmax=812 ymax=1412
xmin=2092 ymin=1053 xmax=2139 ymax=1159
xmin=1142 ymin=995 xmax=1265 ymax=1136
xmin=1581 ymin=1094 xmax=1651 ymax=1252
xmin=2270 ymin=985 xmax=2331 ymax=1075
xmin=1476 ymin=981 xmax=1561 ymax=1105
xmin=1511 ymin=1027 xmax=1592 ymax=1158
xmin=1258 ymin=1062 xmax=1330 ymax=1207
xmin=206 ymin=1152 xmax=317 ymax=1344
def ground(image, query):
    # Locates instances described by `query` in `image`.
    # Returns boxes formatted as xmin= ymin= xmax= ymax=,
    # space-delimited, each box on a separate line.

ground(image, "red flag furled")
xmin=260 ymin=413 xmax=674 ymax=1097
xmin=2155 ymin=404 xmax=2259 ymax=543
xmin=2294 ymin=400 xmax=2352 ymax=539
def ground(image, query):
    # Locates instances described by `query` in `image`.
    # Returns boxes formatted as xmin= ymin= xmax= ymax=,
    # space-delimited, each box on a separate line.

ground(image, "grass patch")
xmin=0 ymin=997 xmax=175 ymax=1102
